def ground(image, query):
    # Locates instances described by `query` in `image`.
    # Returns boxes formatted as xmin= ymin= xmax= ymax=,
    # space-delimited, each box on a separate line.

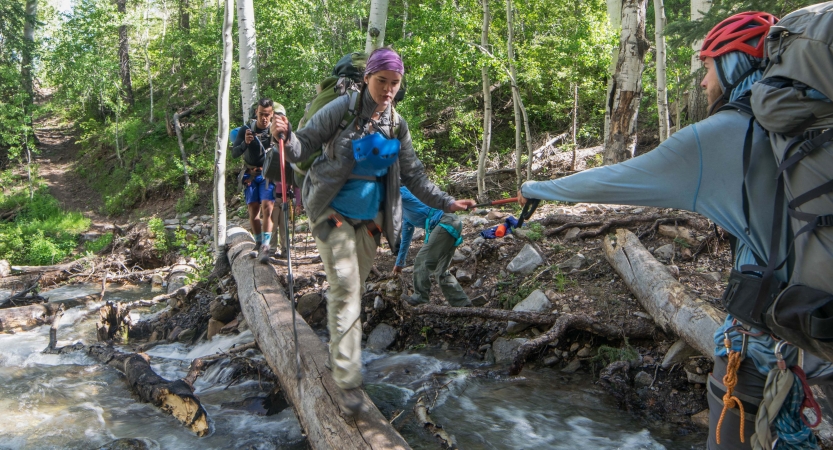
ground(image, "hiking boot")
xmin=337 ymin=387 xmax=365 ymax=417
xmin=248 ymin=243 xmax=261 ymax=259
xmin=402 ymin=293 xmax=428 ymax=307
xmin=257 ymin=244 xmax=271 ymax=264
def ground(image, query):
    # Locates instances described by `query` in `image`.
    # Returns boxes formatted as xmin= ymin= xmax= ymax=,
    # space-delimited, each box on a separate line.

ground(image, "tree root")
xmin=508 ymin=313 xmax=656 ymax=375
xmin=545 ymin=214 xmax=689 ymax=238
xmin=415 ymin=395 xmax=456 ymax=449
xmin=405 ymin=303 xmax=559 ymax=326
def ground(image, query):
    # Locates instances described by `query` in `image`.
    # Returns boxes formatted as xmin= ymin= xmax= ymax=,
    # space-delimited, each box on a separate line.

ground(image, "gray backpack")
xmin=734 ymin=2 xmax=833 ymax=362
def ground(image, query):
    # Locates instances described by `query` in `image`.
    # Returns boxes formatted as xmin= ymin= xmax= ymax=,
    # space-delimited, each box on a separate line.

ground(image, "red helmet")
xmin=700 ymin=12 xmax=779 ymax=60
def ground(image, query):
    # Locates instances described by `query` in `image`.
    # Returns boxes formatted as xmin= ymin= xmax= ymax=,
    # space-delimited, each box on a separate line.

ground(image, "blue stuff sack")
xmin=352 ymin=131 xmax=400 ymax=172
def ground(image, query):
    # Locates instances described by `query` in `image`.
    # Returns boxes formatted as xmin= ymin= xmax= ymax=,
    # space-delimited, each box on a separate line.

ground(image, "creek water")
xmin=0 ymin=283 xmax=705 ymax=449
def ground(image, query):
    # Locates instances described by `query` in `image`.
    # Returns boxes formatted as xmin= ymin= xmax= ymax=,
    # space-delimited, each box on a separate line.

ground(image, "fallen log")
xmin=0 ymin=274 xmax=44 ymax=308
xmin=88 ymin=344 xmax=210 ymax=435
xmin=0 ymin=303 xmax=56 ymax=332
xmin=227 ymin=227 xmax=410 ymax=450
xmin=405 ymin=303 xmax=559 ymax=326
xmin=11 ymin=257 xmax=90 ymax=275
xmin=415 ymin=395 xmax=456 ymax=449
xmin=508 ymin=313 xmax=656 ymax=375
xmin=602 ymin=228 xmax=724 ymax=357
xmin=43 ymin=305 xmax=85 ymax=354
xmin=184 ymin=341 xmax=258 ymax=387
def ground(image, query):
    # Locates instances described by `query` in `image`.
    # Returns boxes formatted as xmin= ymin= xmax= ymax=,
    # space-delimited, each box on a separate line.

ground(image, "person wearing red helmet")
xmin=517 ymin=9 xmax=833 ymax=449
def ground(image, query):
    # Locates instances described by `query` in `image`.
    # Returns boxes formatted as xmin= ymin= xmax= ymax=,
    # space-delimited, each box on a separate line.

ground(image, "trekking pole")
xmin=466 ymin=197 xmax=518 ymax=210
xmin=278 ymin=128 xmax=303 ymax=384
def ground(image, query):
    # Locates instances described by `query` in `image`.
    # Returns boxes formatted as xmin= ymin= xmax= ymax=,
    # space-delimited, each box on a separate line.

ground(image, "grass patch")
xmin=592 ymin=340 xmax=638 ymax=367
xmin=0 ymin=187 xmax=90 ymax=265
xmin=85 ymin=232 xmax=113 ymax=254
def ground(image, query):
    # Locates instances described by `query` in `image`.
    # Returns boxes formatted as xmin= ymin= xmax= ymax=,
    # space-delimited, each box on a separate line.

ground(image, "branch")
xmin=405 ymin=303 xmax=558 ymax=325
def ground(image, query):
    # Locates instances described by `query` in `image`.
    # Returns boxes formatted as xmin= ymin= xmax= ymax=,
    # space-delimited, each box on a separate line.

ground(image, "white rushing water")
xmin=0 ymin=283 xmax=705 ymax=449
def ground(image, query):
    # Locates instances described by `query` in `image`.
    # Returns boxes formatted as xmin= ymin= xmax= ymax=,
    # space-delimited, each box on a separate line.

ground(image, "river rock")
xmin=192 ymin=225 xmax=203 ymax=235
xmin=661 ymin=339 xmax=698 ymax=369
xmin=507 ymin=244 xmax=544 ymax=275
xmin=564 ymin=227 xmax=582 ymax=240
xmin=367 ymin=323 xmax=398 ymax=351
xmin=0 ymin=259 xmax=9 ymax=277
xmin=704 ymin=271 xmax=722 ymax=282
xmin=493 ymin=337 xmax=529 ymax=364
xmin=634 ymin=371 xmax=654 ymax=388
xmin=487 ymin=210 xmax=507 ymax=221
xmin=164 ymin=218 xmax=180 ymax=225
xmin=200 ymin=215 xmax=211 ymax=221
xmin=187 ymin=217 xmax=196 ymax=225
xmin=209 ymin=298 xmax=237 ymax=323
xmin=456 ymin=268 xmax=473 ymax=282
xmin=686 ymin=369 xmax=708 ymax=384
xmin=374 ymin=295 xmax=385 ymax=310
xmin=557 ymin=253 xmax=586 ymax=271
xmin=452 ymin=250 xmax=467 ymax=263
xmin=653 ymin=244 xmax=674 ymax=260
xmin=577 ymin=346 xmax=593 ymax=358
xmin=543 ymin=355 xmax=561 ymax=367
xmin=506 ymin=290 xmax=552 ymax=333
xmin=473 ymin=278 xmax=483 ymax=288
xmin=206 ymin=318 xmax=224 ymax=340
xmin=297 ymin=292 xmax=324 ymax=323
xmin=98 ymin=438 xmax=154 ymax=450
xmin=471 ymin=294 xmax=489 ymax=307
xmin=561 ymin=358 xmax=581 ymax=373
xmin=177 ymin=328 xmax=195 ymax=342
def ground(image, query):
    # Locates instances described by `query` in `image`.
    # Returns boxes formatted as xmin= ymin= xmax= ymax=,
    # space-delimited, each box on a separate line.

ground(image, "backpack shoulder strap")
xmin=338 ymin=90 xmax=360 ymax=131
xmin=717 ymin=94 xmax=754 ymax=116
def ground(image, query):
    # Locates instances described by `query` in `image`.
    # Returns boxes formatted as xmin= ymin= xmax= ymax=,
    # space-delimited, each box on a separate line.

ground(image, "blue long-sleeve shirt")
xmin=395 ymin=186 xmax=444 ymax=267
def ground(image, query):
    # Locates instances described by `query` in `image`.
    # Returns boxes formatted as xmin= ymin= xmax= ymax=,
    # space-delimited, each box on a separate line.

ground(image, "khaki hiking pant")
xmin=269 ymin=202 xmax=290 ymax=254
xmin=413 ymin=214 xmax=469 ymax=307
xmin=311 ymin=207 xmax=381 ymax=390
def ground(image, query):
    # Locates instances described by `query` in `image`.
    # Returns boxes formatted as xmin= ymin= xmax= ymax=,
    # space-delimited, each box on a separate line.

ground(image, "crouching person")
xmin=395 ymin=186 xmax=471 ymax=307
xmin=271 ymin=47 xmax=475 ymax=416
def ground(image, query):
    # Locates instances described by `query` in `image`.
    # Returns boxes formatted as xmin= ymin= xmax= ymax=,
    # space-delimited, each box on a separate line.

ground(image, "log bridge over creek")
xmin=226 ymin=227 xmax=411 ymax=449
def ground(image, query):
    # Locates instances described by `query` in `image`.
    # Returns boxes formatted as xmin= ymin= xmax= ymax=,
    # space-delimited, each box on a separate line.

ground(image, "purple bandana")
xmin=365 ymin=48 xmax=404 ymax=75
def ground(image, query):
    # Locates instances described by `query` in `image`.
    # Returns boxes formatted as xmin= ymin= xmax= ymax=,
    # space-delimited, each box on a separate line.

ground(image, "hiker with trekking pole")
xmin=270 ymin=47 xmax=475 ymax=416
xmin=517 ymin=6 xmax=833 ymax=449
xmin=230 ymin=98 xmax=285 ymax=262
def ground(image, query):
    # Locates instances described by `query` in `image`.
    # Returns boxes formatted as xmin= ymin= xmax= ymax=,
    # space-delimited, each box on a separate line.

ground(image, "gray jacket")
xmin=283 ymin=89 xmax=456 ymax=251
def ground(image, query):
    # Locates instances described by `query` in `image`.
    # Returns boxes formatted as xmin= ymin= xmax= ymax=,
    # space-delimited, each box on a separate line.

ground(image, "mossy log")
xmin=227 ymin=227 xmax=410 ymax=450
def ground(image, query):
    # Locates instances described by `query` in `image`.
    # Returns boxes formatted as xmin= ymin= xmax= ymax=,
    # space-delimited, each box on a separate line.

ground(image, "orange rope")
xmin=716 ymin=346 xmax=746 ymax=445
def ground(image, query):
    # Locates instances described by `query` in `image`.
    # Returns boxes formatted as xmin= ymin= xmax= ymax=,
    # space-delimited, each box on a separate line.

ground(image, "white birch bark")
xmin=22 ymin=0 xmax=37 ymax=103
xmin=214 ymin=0 xmax=233 ymax=262
xmin=364 ymin=0 xmax=390 ymax=53
xmin=476 ymin=0 xmax=492 ymax=201
xmin=603 ymin=0 xmax=649 ymax=165
xmin=143 ymin=0 xmax=153 ymax=123
xmin=571 ymin=84 xmax=578 ymax=171
xmin=236 ymin=0 xmax=258 ymax=123
xmin=688 ymin=0 xmax=711 ymax=123
xmin=603 ymin=0 xmax=622 ymax=145
xmin=508 ymin=0 xmax=523 ymax=187
xmin=654 ymin=0 xmax=670 ymax=141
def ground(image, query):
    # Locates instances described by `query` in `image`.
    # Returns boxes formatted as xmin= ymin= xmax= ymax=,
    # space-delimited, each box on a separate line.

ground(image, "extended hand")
xmin=392 ymin=266 xmax=403 ymax=275
xmin=271 ymin=115 xmax=289 ymax=139
xmin=517 ymin=190 xmax=527 ymax=207
xmin=244 ymin=128 xmax=254 ymax=144
xmin=449 ymin=199 xmax=476 ymax=212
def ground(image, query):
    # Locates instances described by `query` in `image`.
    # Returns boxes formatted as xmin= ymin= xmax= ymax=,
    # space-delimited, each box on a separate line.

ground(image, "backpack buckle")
xmin=816 ymin=215 xmax=833 ymax=227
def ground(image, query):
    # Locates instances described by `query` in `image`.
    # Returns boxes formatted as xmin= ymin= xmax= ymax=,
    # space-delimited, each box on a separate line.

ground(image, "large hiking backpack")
xmin=731 ymin=2 xmax=833 ymax=362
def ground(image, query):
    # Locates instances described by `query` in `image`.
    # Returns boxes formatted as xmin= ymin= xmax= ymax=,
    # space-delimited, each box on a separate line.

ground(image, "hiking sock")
xmin=254 ymin=233 xmax=263 ymax=246
xmin=262 ymin=232 xmax=272 ymax=245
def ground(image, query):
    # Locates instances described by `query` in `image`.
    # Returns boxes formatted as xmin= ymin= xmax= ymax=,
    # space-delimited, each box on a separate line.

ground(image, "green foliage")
xmin=674 ymin=237 xmax=691 ymax=248
xmin=592 ymin=341 xmax=639 ymax=367
xmin=496 ymin=272 xmax=541 ymax=309
xmin=147 ymin=217 xmax=168 ymax=252
xmin=85 ymin=232 xmax=113 ymax=254
xmin=176 ymin=184 xmax=200 ymax=214
xmin=524 ymin=222 xmax=544 ymax=241
xmin=0 ymin=187 xmax=90 ymax=265
xmin=552 ymin=267 xmax=576 ymax=293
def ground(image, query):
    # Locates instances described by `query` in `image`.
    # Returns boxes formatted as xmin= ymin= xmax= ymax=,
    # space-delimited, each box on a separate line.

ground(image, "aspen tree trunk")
xmin=236 ymin=0 xmax=258 ymax=123
xmin=364 ymin=0 xmax=390 ymax=53
xmin=179 ymin=0 xmax=190 ymax=31
xmin=602 ymin=0 xmax=649 ymax=165
xmin=402 ymin=0 xmax=408 ymax=36
xmin=476 ymin=0 xmax=492 ymax=202
xmin=603 ymin=0 xmax=622 ymax=145
xmin=143 ymin=0 xmax=153 ymax=123
xmin=654 ymin=0 xmax=670 ymax=142
xmin=688 ymin=0 xmax=710 ymax=122
xmin=505 ymin=0 xmax=533 ymax=185
xmin=214 ymin=0 xmax=233 ymax=263
xmin=571 ymin=84 xmax=578 ymax=171
xmin=116 ymin=0 xmax=135 ymax=107
xmin=22 ymin=0 xmax=37 ymax=106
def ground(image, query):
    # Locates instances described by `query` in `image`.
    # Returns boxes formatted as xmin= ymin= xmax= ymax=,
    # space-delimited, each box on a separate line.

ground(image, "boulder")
xmin=367 ymin=323 xmax=398 ymax=351
xmin=634 ymin=371 xmax=654 ymax=388
xmin=653 ymin=244 xmax=674 ymax=260
xmin=661 ymin=339 xmax=699 ymax=369
xmin=209 ymin=298 xmax=238 ymax=323
xmin=564 ymin=227 xmax=582 ymax=240
xmin=456 ymin=268 xmax=473 ymax=282
xmin=493 ymin=337 xmax=529 ymax=364
xmin=557 ymin=253 xmax=586 ymax=271
xmin=506 ymin=290 xmax=553 ymax=333
xmin=506 ymin=244 xmax=544 ymax=275
xmin=206 ymin=318 xmax=224 ymax=340
xmin=487 ymin=210 xmax=507 ymax=221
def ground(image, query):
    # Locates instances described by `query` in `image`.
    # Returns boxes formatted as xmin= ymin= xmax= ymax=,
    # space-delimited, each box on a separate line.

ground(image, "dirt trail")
xmin=32 ymin=109 xmax=110 ymax=228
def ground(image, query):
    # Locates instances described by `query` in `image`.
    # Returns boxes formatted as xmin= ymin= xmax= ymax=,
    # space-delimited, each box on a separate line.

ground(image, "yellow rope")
xmin=716 ymin=345 xmax=746 ymax=445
